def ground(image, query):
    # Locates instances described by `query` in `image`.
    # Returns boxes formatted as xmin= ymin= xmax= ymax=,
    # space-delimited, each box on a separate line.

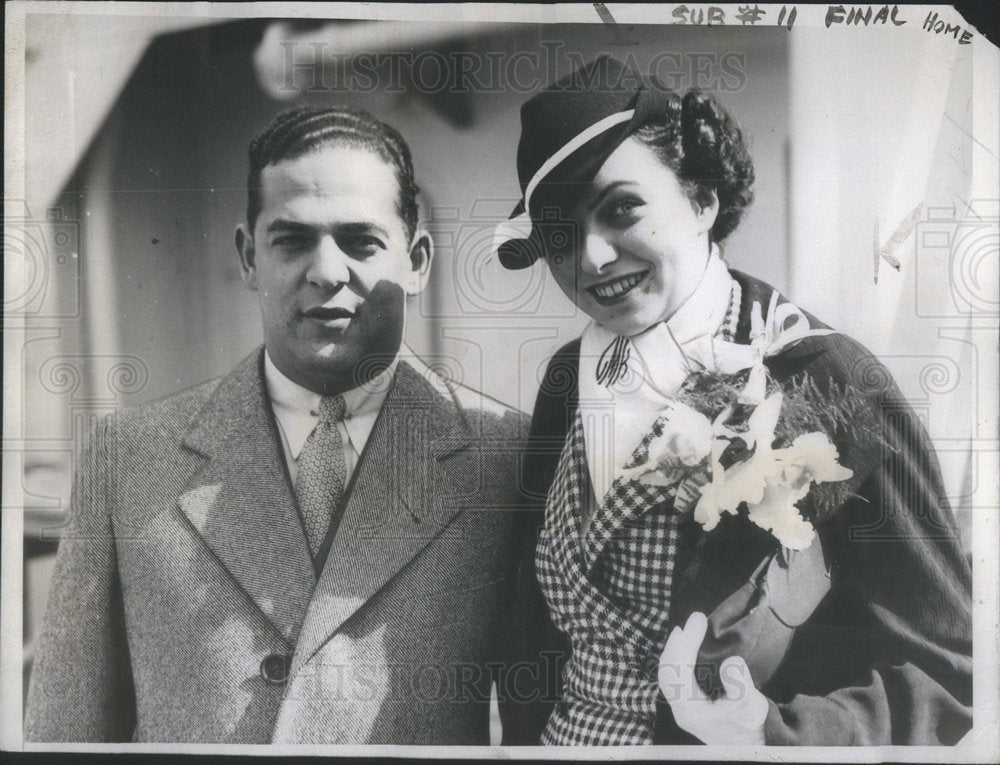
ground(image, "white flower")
xmin=622 ymin=401 xmax=714 ymax=487
xmin=716 ymin=452 xmax=771 ymax=509
xmin=622 ymin=352 xmax=855 ymax=553
xmin=744 ymin=391 xmax=783 ymax=451
xmin=743 ymin=431 xmax=853 ymax=549
xmin=693 ymin=476 xmax=724 ymax=531
xmin=661 ymin=400 xmax=715 ymax=467
xmin=692 ymin=441 xmax=733 ymax=532
xmin=689 ymin=415 xmax=853 ymax=549
xmin=742 ymin=362 xmax=768 ymax=404
xmin=778 ymin=432 xmax=854 ymax=484
xmin=693 ymin=441 xmax=777 ymax=532
xmin=746 ymin=478 xmax=817 ymax=550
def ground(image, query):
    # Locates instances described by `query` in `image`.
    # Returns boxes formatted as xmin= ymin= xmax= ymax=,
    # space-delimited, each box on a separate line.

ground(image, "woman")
xmin=498 ymin=56 xmax=972 ymax=746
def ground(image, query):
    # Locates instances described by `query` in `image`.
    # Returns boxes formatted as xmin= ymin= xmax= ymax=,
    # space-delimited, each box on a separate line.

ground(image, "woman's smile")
xmin=586 ymin=270 xmax=650 ymax=304
xmin=544 ymin=137 xmax=719 ymax=337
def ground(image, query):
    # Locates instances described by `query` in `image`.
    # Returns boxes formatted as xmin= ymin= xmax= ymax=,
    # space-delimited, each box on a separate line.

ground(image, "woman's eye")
xmin=611 ymin=198 xmax=642 ymax=218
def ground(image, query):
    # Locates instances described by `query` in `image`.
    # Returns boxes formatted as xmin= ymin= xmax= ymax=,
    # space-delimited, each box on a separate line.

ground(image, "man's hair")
xmin=246 ymin=105 xmax=419 ymax=241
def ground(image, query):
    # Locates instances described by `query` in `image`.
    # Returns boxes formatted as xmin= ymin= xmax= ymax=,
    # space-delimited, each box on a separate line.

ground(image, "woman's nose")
xmin=306 ymin=235 xmax=351 ymax=288
xmin=579 ymin=233 xmax=617 ymax=275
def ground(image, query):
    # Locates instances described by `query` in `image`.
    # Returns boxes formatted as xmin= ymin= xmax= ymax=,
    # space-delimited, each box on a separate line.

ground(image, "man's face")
xmin=236 ymin=145 xmax=431 ymax=394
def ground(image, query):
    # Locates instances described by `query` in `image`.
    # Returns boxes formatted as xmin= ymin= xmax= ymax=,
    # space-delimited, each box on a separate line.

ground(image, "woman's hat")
xmin=495 ymin=55 xmax=673 ymax=269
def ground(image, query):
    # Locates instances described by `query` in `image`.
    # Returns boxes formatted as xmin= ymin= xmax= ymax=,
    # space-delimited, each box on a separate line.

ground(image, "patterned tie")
xmin=295 ymin=394 xmax=347 ymax=557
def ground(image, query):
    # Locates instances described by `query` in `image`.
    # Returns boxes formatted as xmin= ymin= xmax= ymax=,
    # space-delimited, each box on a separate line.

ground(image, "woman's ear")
xmin=405 ymin=228 xmax=434 ymax=296
xmin=695 ymin=189 xmax=720 ymax=234
xmin=235 ymin=223 xmax=258 ymax=290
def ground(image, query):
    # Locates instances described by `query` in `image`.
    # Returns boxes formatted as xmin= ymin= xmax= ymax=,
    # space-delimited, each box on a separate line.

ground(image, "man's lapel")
xmin=177 ymin=348 xmax=316 ymax=645
xmin=290 ymin=360 xmax=473 ymax=672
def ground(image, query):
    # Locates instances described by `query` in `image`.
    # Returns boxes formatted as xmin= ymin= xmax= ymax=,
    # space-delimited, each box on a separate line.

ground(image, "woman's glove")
xmin=658 ymin=611 xmax=769 ymax=745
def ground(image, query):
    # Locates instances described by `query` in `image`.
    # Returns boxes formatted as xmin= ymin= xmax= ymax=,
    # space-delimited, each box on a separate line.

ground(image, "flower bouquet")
xmin=620 ymin=292 xmax=872 ymax=550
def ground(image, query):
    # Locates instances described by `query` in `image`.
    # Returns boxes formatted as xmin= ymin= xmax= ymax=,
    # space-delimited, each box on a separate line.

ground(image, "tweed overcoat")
xmin=25 ymin=348 xmax=540 ymax=744
xmin=515 ymin=270 xmax=973 ymax=746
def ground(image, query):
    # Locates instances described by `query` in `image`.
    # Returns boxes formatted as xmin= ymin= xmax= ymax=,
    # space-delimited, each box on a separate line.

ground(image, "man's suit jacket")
xmin=25 ymin=348 xmax=539 ymax=744
xmin=518 ymin=270 xmax=973 ymax=745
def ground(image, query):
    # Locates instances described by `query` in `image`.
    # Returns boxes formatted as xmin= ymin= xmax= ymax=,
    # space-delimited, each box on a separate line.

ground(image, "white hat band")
xmin=523 ymin=109 xmax=635 ymax=214
xmin=493 ymin=108 xmax=636 ymax=258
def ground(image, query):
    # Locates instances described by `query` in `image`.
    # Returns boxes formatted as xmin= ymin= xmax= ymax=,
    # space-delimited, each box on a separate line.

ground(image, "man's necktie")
xmin=295 ymin=394 xmax=347 ymax=557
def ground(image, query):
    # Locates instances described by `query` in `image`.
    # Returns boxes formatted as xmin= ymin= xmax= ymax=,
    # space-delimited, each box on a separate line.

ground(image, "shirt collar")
xmin=263 ymin=350 xmax=397 ymax=460
xmin=661 ymin=243 xmax=734 ymax=346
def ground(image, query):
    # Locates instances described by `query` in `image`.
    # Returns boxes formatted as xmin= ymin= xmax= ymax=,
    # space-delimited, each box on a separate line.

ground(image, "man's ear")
xmin=695 ymin=189 xmax=720 ymax=235
xmin=235 ymin=223 xmax=258 ymax=291
xmin=404 ymin=228 xmax=434 ymax=296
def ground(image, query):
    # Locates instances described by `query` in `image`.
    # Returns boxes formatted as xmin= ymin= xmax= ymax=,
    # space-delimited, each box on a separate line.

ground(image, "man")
xmin=25 ymin=106 xmax=548 ymax=744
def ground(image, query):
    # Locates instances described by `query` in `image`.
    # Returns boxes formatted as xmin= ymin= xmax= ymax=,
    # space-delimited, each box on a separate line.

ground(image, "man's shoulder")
xmin=111 ymin=376 xmax=223 ymax=442
xmin=397 ymin=354 xmax=529 ymax=440
xmin=450 ymin=379 xmax=530 ymax=439
xmin=112 ymin=348 xmax=263 ymax=438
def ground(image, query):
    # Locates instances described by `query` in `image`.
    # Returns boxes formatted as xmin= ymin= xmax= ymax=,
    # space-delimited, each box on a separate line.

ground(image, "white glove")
xmin=657 ymin=611 xmax=769 ymax=745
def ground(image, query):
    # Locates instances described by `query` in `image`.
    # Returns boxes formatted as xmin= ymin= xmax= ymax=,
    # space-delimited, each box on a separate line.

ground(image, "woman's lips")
xmin=586 ymin=270 xmax=650 ymax=304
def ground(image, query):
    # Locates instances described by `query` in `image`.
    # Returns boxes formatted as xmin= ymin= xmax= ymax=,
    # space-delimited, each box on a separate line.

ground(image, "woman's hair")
xmin=634 ymin=89 xmax=755 ymax=243
xmin=246 ymin=105 xmax=419 ymax=241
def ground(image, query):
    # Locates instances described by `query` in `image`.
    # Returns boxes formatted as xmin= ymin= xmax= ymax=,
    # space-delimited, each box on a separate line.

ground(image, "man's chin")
xmin=308 ymin=343 xmax=399 ymax=388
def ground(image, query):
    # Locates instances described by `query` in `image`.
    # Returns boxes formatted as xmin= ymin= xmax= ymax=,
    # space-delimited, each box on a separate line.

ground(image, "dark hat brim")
xmin=497 ymin=233 xmax=544 ymax=270
xmin=497 ymin=118 xmax=636 ymax=270
xmin=497 ymin=59 xmax=676 ymax=271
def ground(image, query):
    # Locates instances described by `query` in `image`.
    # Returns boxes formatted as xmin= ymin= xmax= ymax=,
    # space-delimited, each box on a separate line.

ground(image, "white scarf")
xmin=578 ymin=248 xmax=736 ymax=505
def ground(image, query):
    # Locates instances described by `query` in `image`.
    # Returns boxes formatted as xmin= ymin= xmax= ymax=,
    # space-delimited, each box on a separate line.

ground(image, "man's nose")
xmin=306 ymin=235 xmax=351 ymax=288
xmin=579 ymin=233 xmax=617 ymax=276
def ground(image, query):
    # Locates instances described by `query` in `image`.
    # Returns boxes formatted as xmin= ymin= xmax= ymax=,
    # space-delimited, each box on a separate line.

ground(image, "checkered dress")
xmin=536 ymin=282 xmax=741 ymax=745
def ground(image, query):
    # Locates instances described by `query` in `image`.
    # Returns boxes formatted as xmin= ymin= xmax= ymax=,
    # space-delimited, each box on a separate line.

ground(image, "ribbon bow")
xmin=688 ymin=290 xmax=837 ymax=403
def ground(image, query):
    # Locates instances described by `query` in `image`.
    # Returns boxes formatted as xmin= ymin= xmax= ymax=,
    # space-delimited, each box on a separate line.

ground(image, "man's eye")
xmin=272 ymin=234 xmax=308 ymax=249
xmin=342 ymin=235 xmax=385 ymax=254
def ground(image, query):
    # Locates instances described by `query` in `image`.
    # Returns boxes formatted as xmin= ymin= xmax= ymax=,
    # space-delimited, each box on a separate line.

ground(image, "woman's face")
xmin=543 ymin=137 xmax=718 ymax=337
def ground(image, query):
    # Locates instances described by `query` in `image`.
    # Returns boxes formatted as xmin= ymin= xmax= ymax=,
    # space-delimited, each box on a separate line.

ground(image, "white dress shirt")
xmin=264 ymin=351 xmax=396 ymax=486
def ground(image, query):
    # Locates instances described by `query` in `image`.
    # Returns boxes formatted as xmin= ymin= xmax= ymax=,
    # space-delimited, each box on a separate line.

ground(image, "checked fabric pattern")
xmin=294 ymin=394 xmax=347 ymax=557
xmin=535 ymin=280 xmax=742 ymax=745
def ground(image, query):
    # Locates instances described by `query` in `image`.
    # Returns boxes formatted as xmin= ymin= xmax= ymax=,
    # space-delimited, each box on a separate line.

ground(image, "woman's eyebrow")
xmin=587 ymin=181 xmax=636 ymax=211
